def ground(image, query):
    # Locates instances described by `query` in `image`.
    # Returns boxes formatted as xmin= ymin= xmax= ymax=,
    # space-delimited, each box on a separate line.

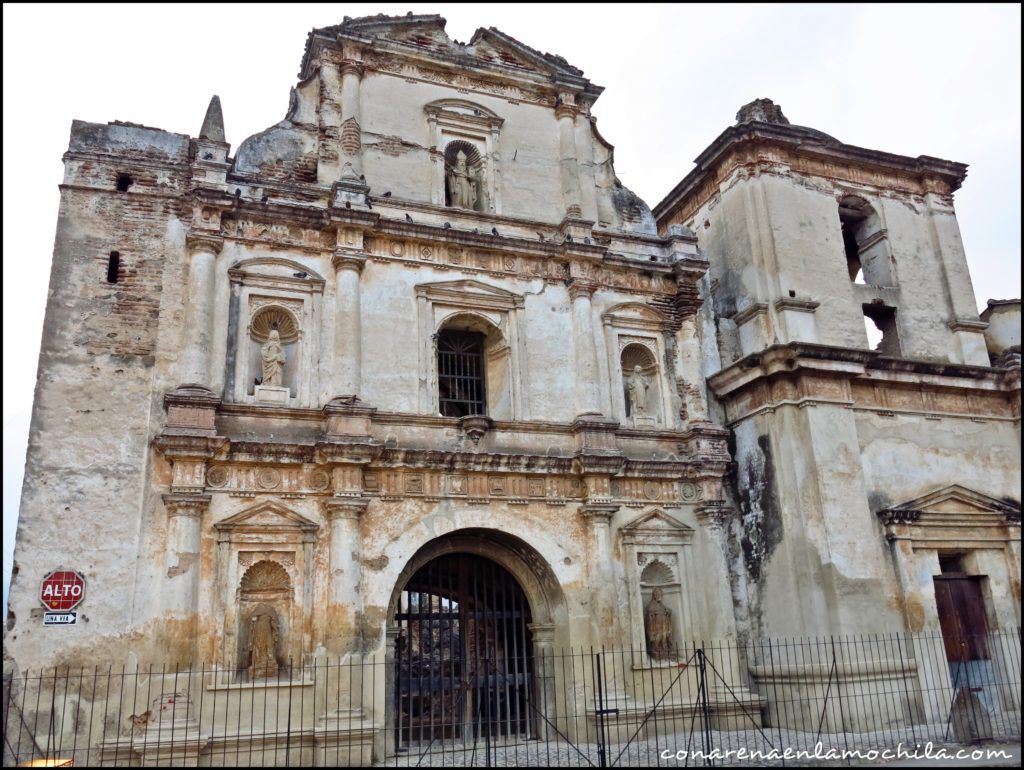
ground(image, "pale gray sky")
xmin=3 ymin=3 xmax=1021 ymax=608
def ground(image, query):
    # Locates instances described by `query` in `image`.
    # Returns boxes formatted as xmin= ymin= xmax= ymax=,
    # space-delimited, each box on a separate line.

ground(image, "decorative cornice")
xmin=876 ymin=508 xmax=922 ymax=527
xmin=567 ymin=281 xmax=598 ymax=301
xmin=947 ymin=318 xmax=989 ymax=334
xmin=774 ymin=297 xmax=820 ymax=314
xmin=732 ymin=302 xmax=770 ymax=326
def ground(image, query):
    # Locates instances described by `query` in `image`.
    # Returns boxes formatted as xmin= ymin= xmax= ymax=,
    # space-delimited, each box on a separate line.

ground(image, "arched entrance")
xmin=393 ymin=551 xmax=535 ymax=748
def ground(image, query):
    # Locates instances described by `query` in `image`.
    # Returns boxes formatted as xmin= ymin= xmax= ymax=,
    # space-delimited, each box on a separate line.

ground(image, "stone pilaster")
xmin=332 ymin=251 xmax=366 ymax=397
xmin=339 ymin=61 xmax=365 ymax=181
xmin=179 ymin=233 xmax=223 ymax=386
xmin=161 ymin=493 xmax=211 ymax=637
xmin=569 ymin=282 xmax=602 ymax=416
xmin=323 ymin=496 xmax=369 ymax=641
xmin=556 ymin=101 xmax=582 ymax=218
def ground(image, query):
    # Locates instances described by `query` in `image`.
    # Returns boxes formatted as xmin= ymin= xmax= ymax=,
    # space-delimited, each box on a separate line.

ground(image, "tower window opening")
xmin=106 ymin=251 xmax=121 ymax=284
xmin=115 ymin=174 xmax=134 ymax=192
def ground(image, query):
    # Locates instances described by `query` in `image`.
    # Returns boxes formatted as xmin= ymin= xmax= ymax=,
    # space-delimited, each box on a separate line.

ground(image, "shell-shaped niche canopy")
xmin=640 ymin=559 xmax=675 ymax=586
xmin=240 ymin=560 xmax=292 ymax=593
xmin=250 ymin=306 xmax=300 ymax=344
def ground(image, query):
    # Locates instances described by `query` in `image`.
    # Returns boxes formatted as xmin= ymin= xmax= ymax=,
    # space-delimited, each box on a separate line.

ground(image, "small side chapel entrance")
xmin=933 ymin=556 xmax=993 ymax=693
xmin=393 ymin=552 xmax=535 ymax=749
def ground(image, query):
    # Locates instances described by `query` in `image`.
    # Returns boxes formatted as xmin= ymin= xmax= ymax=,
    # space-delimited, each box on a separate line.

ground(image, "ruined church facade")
xmin=5 ymin=13 xmax=1020 ymax=761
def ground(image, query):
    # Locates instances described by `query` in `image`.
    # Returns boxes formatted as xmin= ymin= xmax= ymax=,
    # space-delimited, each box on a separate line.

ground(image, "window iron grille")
xmin=438 ymin=330 xmax=487 ymax=417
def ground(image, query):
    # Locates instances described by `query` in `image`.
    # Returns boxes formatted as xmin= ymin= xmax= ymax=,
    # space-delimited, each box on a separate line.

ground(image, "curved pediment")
xmin=229 ymin=257 xmax=325 ymax=284
xmin=425 ymin=99 xmax=504 ymax=128
xmin=602 ymin=302 xmax=670 ymax=330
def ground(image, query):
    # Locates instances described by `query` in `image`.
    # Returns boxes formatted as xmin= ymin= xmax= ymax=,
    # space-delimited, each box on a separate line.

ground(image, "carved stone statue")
xmin=247 ymin=607 xmax=280 ymax=679
xmin=260 ymin=330 xmax=286 ymax=387
xmin=446 ymin=150 xmax=478 ymax=210
xmin=627 ymin=364 xmax=651 ymax=416
xmin=644 ymin=587 xmax=674 ymax=660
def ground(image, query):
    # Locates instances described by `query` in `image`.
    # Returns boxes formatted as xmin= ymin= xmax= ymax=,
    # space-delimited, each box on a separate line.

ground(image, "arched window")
xmin=838 ymin=195 xmax=893 ymax=286
xmin=436 ymin=313 xmax=510 ymax=419
xmin=444 ymin=140 xmax=486 ymax=212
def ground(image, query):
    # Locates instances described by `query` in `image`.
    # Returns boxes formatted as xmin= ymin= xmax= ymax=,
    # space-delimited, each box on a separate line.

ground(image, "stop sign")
xmin=40 ymin=569 xmax=86 ymax=611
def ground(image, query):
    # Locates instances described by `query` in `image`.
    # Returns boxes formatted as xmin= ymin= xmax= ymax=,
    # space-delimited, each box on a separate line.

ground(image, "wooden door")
xmin=933 ymin=575 xmax=990 ymax=663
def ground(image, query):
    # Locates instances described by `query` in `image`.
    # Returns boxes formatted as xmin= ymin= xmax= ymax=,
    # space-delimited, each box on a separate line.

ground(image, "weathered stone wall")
xmin=7 ymin=121 xmax=191 ymax=665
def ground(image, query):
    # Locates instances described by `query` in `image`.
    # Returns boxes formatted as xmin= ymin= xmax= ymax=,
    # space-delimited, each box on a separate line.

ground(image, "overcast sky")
xmin=3 ymin=3 xmax=1021 ymax=608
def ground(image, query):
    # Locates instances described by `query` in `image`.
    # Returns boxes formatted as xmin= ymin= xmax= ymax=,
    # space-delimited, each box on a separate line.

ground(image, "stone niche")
xmin=225 ymin=257 xmax=324 ymax=408
xmin=602 ymin=303 xmax=674 ymax=429
xmin=620 ymin=509 xmax=695 ymax=663
xmin=425 ymin=99 xmax=504 ymax=215
xmin=213 ymin=501 xmax=320 ymax=675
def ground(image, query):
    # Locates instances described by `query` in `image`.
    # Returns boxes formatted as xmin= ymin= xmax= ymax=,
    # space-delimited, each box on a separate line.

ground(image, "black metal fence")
xmin=3 ymin=629 xmax=1020 ymax=767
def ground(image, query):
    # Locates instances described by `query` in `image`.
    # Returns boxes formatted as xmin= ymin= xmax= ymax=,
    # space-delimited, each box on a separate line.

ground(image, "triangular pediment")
xmin=882 ymin=485 xmax=1019 ymax=518
xmin=416 ymin=279 xmax=524 ymax=311
xmin=214 ymin=500 xmax=320 ymax=533
xmin=469 ymin=28 xmax=585 ymax=80
xmin=621 ymin=508 xmax=694 ymax=544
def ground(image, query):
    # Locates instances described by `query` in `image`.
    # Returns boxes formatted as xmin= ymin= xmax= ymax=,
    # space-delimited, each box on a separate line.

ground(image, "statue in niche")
xmin=627 ymin=364 xmax=651 ymax=416
xmin=446 ymin=150 xmax=478 ymax=210
xmin=247 ymin=606 xmax=280 ymax=679
xmin=260 ymin=329 xmax=286 ymax=387
xmin=644 ymin=587 xmax=674 ymax=660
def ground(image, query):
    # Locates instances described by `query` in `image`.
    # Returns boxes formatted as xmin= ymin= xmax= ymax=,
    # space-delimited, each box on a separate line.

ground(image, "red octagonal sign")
xmin=40 ymin=569 xmax=86 ymax=612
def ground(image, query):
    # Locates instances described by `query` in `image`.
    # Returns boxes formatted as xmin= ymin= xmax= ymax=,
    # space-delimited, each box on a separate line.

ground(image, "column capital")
xmin=555 ymin=104 xmax=580 ymax=121
xmin=185 ymin=232 xmax=224 ymax=254
xmin=162 ymin=492 xmax=211 ymax=518
xmin=322 ymin=496 xmax=370 ymax=521
xmin=340 ymin=60 xmax=365 ymax=79
xmin=568 ymin=281 xmax=597 ymax=301
xmin=580 ymin=501 xmax=619 ymax=524
xmin=696 ymin=500 xmax=734 ymax=531
xmin=527 ymin=622 xmax=556 ymax=645
xmin=332 ymin=250 xmax=367 ymax=273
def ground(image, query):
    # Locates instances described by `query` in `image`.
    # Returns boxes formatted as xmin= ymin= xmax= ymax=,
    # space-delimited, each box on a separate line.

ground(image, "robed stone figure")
xmin=260 ymin=330 xmax=286 ymax=387
xmin=446 ymin=150 xmax=478 ymax=210
xmin=247 ymin=607 xmax=280 ymax=679
xmin=627 ymin=365 xmax=651 ymax=416
xmin=644 ymin=587 xmax=674 ymax=660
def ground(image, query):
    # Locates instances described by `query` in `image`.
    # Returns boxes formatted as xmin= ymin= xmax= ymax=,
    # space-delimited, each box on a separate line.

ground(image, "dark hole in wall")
xmin=116 ymin=173 xmax=134 ymax=192
xmin=107 ymin=251 xmax=120 ymax=284
xmin=863 ymin=303 xmax=900 ymax=356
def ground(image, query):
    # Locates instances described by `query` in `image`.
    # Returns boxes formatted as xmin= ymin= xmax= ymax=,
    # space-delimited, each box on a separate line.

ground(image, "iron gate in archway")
xmin=394 ymin=552 xmax=536 ymax=751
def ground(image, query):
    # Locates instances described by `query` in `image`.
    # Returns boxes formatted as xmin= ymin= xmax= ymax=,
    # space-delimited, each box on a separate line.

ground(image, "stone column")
xmin=180 ymin=233 xmax=223 ymax=386
xmin=162 ymin=493 xmax=210 ymax=644
xmin=323 ymin=496 xmax=369 ymax=644
xmin=527 ymin=622 xmax=558 ymax=738
xmin=332 ymin=252 xmax=366 ymax=397
xmin=573 ymin=112 xmax=599 ymax=223
xmin=581 ymin=501 xmax=619 ymax=644
xmin=339 ymin=62 xmax=365 ymax=181
xmin=570 ymin=283 xmax=602 ymax=416
xmin=556 ymin=102 xmax=582 ymax=218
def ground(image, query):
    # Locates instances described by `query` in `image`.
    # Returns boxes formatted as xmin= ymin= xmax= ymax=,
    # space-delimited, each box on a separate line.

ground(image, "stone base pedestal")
xmin=632 ymin=415 xmax=657 ymax=429
xmin=255 ymin=385 xmax=290 ymax=405
xmin=314 ymin=709 xmax=376 ymax=766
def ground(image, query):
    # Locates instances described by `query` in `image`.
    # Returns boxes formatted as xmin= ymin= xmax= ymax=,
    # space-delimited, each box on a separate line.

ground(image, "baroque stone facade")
xmin=5 ymin=12 xmax=1020 ymax=758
